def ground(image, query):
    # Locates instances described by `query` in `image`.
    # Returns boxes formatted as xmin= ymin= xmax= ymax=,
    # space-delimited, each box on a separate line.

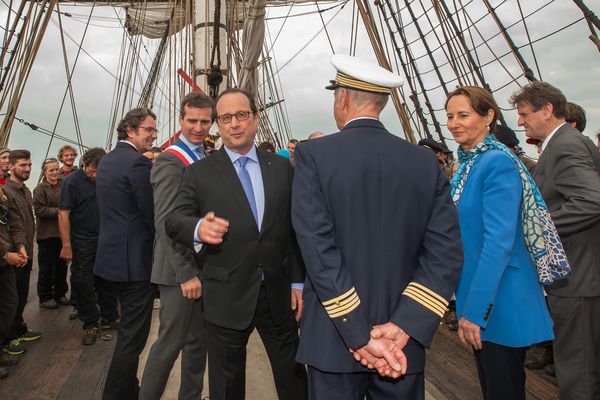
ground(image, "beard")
xmin=12 ymin=171 xmax=30 ymax=181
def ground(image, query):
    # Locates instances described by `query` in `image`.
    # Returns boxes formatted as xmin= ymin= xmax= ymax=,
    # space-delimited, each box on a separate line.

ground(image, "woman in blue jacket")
xmin=445 ymin=86 xmax=570 ymax=399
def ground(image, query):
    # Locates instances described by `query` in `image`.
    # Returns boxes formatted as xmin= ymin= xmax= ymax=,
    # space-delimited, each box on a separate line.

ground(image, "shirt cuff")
xmin=291 ymin=283 xmax=304 ymax=290
xmin=193 ymin=218 xmax=203 ymax=253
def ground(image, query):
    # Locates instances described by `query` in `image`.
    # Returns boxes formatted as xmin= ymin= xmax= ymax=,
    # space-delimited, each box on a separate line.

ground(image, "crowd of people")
xmin=0 ymin=54 xmax=599 ymax=400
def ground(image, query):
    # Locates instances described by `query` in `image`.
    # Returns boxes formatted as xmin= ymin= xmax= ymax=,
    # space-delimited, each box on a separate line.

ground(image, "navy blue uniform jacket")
xmin=292 ymin=118 xmax=463 ymax=373
xmin=94 ymin=141 xmax=155 ymax=282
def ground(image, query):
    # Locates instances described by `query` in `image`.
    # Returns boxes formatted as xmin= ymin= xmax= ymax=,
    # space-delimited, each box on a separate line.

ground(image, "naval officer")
xmin=291 ymin=55 xmax=463 ymax=399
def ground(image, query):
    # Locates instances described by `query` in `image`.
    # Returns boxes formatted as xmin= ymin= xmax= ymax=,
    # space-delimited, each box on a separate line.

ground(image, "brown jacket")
xmin=0 ymin=187 xmax=27 ymax=266
xmin=3 ymin=179 xmax=35 ymax=258
xmin=33 ymin=179 xmax=61 ymax=241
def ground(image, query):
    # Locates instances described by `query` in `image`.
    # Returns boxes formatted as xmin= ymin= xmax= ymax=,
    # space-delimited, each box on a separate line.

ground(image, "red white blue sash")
xmin=163 ymin=137 xmax=201 ymax=166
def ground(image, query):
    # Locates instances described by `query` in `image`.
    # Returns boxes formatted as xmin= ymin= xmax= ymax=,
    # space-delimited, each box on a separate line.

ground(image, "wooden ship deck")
xmin=0 ymin=263 xmax=559 ymax=400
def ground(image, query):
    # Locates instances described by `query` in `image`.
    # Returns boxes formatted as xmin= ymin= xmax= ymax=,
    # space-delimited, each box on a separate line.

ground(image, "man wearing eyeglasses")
xmin=95 ymin=108 xmax=157 ymax=400
xmin=140 ymin=92 xmax=214 ymax=400
xmin=166 ymin=88 xmax=308 ymax=400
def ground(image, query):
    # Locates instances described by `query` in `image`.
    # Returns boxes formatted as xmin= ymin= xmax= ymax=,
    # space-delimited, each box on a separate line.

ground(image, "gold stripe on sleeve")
xmin=403 ymin=288 xmax=446 ymax=318
xmin=329 ymin=297 xmax=361 ymax=319
xmin=324 ymin=292 xmax=359 ymax=314
xmin=408 ymin=282 xmax=449 ymax=308
xmin=322 ymin=287 xmax=356 ymax=307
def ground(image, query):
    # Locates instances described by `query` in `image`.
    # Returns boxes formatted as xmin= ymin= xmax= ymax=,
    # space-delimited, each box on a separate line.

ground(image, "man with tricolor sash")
xmin=140 ymin=92 xmax=214 ymax=400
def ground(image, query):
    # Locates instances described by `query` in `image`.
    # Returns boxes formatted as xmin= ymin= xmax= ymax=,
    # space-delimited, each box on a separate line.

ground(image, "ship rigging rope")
xmin=516 ymin=0 xmax=542 ymax=80
xmin=13 ymin=116 xmax=89 ymax=149
xmin=349 ymin=0 xmax=358 ymax=55
xmin=42 ymin=0 xmax=94 ymax=162
xmin=265 ymin=0 xmax=295 ymax=57
xmin=266 ymin=1 xmax=347 ymax=20
xmin=314 ymin=0 xmax=335 ymax=53
xmin=0 ymin=0 xmax=58 ymax=144
xmin=271 ymin=2 xmax=345 ymax=76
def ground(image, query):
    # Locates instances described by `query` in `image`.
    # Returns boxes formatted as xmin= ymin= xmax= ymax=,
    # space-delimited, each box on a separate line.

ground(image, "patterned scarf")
xmin=450 ymin=135 xmax=571 ymax=285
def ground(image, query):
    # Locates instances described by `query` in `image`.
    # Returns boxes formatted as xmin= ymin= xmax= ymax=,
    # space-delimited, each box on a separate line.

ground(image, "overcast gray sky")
xmin=1 ymin=0 xmax=599 ymax=171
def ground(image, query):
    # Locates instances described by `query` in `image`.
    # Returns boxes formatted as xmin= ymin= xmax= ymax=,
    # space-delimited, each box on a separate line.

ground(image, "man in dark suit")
xmin=291 ymin=55 xmax=463 ymax=399
xmin=166 ymin=88 xmax=307 ymax=400
xmin=140 ymin=92 xmax=214 ymax=400
xmin=95 ymin=108 xmax=157 ymax=400
xmin=511 ymin=82 xmax=600 ymax=400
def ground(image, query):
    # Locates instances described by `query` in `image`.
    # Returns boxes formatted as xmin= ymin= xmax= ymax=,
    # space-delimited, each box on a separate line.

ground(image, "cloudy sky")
xmin=1 ymin=0 xmax=599 ymax=171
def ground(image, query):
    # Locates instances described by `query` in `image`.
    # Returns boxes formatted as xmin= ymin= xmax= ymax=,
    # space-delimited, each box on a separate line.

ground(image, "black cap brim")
xmin=325 ymin=80 xmax=339 ymax=90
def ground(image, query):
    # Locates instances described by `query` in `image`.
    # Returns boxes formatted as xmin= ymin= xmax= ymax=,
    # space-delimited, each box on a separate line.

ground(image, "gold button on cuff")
xmin=342 ymin=318 xmax=348 ymax=323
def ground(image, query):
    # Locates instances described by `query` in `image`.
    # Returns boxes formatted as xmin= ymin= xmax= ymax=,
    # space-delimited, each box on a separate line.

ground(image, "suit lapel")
xmin=533 ymin=125 xmax=566 ymax=181
xmin=212 ymin=148 xmax=259 ymax=232
xmin=258 ymin=150 xmax=273 ymax=236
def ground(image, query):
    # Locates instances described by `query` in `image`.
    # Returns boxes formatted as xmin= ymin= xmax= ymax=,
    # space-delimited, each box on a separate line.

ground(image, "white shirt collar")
xmin=120 ymin=140 xmax=139 ymax=152
xmin=224 ymin=145 xmax=259 ymax=165
xmin=541 ymin=122 xmax=566 ymax=153
xmin=344 ymin=116 xmax=379 ymax=128
xmin=179 ymin=132 xmax=202 ymax=153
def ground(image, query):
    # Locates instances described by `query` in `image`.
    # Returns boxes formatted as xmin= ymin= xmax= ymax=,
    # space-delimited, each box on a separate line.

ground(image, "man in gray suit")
xmin=139 ymin=93 xmax=214 ymax=400
xmin=511 ymin=82 xmax=600 ymax=400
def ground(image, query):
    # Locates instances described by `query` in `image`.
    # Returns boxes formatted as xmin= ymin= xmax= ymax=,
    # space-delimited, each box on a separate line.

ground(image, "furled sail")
xmin=238 ymin=0 xmax=266 ymax=95
xmin=124 ymin=3 xmax=187 ymax=39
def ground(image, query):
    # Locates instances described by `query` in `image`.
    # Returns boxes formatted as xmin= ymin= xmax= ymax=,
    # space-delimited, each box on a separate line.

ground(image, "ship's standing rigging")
xmin=0 ymin=0 xmax=599 ymax=156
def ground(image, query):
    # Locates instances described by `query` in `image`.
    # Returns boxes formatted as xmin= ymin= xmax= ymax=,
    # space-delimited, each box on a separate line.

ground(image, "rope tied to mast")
xmin=207 ymin=0 xmax=222 ymax=98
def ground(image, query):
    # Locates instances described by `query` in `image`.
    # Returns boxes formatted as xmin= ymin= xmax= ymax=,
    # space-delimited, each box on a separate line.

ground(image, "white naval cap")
xmin=325 ymin=54 xmax=403 ymax=94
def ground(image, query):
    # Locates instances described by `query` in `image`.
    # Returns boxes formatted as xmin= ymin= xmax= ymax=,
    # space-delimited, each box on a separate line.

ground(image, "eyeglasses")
xmin=216 ymin=111 xmax=253 ymax=124
xmin=139 ymin=126 xmax=158 ymax=135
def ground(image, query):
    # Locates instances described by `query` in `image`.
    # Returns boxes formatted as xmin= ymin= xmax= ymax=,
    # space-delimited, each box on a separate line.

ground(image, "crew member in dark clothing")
xmin=493 ymin=125 xmax=537 ymax=174
xmin=0 ymin=185 xmax=27 ymax=372
xmin=3 ymin=150 xmax=41 ymax=352
xmin=59 ymin=148 xmax=119 ymax=346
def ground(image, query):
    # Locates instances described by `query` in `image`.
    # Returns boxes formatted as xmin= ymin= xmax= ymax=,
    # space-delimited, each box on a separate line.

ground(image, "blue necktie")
xmin=237 ymin=157 xmax=259 ymax=226
xmin=194 ymin=147 xmax=204 ymax=161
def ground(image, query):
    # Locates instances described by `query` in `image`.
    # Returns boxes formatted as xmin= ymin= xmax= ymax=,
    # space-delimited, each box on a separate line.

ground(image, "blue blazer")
xmin=292 ymin=119 xmax=463 ymax=373
xmin=94 ymin=141 xmax=155 ymax=282
xmin=454 ymin=149 xmax=554 ymax=347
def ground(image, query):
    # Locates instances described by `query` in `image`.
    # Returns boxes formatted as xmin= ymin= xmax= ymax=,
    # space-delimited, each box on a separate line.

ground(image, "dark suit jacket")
xmin=533 ymin=123 xmax=600 ymax=297
xmin=292 ymin=118 xmax=463 ymax=373
xmin=94 ymin=141 xmax=155 ymax=282
xmin=165 ymin=147 xmax=304 ymax=330
xmin=150 ymin=151 xmax=201 ymax=286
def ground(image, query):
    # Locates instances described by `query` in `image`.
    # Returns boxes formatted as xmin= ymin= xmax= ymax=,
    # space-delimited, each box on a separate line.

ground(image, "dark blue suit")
xmin=292 ymin=119 xmax=463 ymax=398
xmin=95 ymin=141 xmax=156 ymax=400
xmin=95 ymin=141 xmax=155 ymax=282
